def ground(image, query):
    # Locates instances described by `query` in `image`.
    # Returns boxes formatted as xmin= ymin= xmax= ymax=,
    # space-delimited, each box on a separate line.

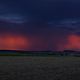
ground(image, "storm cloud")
xmin=0 ymin=0 xmax=80 ymax=51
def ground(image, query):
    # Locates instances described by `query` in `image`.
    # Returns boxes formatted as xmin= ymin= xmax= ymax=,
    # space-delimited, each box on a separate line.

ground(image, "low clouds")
xmin=0 ymin=17 xmax=80 ymax=51
xmin=48 ymin=19 xmax=80 ymax=32
xmin=0 ymin=14 xmax=26 ymax=23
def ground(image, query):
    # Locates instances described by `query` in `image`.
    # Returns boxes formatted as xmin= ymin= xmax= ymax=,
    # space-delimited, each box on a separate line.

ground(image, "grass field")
xmin=0 ymin=56 xmax=80 ymax=80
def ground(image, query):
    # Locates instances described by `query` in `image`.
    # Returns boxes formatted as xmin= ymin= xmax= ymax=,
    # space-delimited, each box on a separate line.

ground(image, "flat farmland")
xmin=0 ymin=56 xmax=80 ymax=80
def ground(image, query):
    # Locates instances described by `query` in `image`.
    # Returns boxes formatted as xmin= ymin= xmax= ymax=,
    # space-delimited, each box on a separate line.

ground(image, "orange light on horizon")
xmin=0 ymin=34 xmax=30 ymax=50
xmin=64 ymin=35 xmax=80 ymax=50
xmin=56 ymin=34 xmax=80 ymax=51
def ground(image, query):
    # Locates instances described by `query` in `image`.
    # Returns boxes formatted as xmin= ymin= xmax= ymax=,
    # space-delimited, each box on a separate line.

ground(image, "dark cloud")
xmin=0 ymin=0 xmax=80 ymax=51
xmin=1 ymin=0 xmax=80 ymax=21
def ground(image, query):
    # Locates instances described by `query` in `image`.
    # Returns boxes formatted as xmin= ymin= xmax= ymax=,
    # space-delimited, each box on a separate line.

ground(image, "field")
xmin=0 ymin=56 xmax=80 ymax=80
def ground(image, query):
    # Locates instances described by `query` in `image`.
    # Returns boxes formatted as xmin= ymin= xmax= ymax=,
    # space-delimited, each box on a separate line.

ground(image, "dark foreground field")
xmin=0 ymin=56 xmax=80 ymax=80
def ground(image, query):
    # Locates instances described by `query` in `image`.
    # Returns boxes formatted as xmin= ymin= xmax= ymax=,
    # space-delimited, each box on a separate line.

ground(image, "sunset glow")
xmin=65 ymin=35 xmax=80 ymax=50
xmin=0 ymin=34 xmax=29 ymax=50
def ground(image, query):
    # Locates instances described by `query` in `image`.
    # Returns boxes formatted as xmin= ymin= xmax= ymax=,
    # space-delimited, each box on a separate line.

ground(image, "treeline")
xmin=0 ymin=50 xmax=80 ymax=56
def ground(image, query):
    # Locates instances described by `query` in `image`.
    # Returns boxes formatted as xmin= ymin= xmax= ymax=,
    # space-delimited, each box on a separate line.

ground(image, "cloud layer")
xmin=0 ymin=0 xmax=80 ymax=51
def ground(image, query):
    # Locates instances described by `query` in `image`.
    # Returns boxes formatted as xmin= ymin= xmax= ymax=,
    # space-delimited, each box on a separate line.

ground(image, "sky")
xmin=0 ymin=0 xmax=80 ymax=51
